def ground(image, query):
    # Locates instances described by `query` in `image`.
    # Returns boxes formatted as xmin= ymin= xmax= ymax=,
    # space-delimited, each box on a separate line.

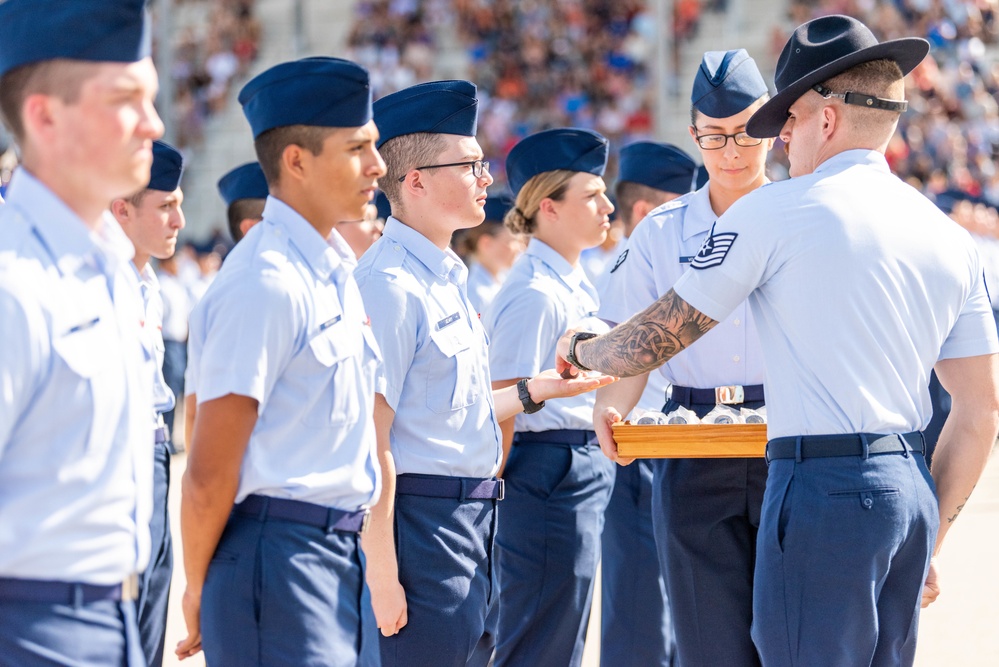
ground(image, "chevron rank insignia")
xmin=691 ymin=224 xmax=737 ymax=269
xmin=610 ymin=249 xmax=629 ymax=273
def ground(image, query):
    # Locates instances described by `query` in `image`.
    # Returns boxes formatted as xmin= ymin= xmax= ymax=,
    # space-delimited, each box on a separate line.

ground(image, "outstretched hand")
xmin=530 ymin=368 xmax=616 ymax=402
xmin=555 ymin=329 xmax=583 ymax=378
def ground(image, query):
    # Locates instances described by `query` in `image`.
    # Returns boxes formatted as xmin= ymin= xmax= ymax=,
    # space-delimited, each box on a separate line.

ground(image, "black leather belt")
xmin=671 ymin=384 xmax=764 ymax=407
xmin=396 ymin=473 xmax=504 ymax=501
xmin=0 ymin=574 xmax=139 ymax=603
xmin=235 ymin=494 xmax=369 ymax=533
xmin=514 ymin=429 xmax=597 ymax=447
xmin=766 ymin=432 xmax=924 ymax=462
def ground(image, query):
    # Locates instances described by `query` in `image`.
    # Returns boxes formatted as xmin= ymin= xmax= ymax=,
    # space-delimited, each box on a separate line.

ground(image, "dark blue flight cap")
xmin=147 ymin=141 xmax=184 ymax=192
xmin=217 ymin=162 xmax=268 ymax=207
xmin=483 ymin=192 xmax=514 ymax=224
xmin=374 ymin=191 xmax=391 ymax=220
xmin=374 ymin=80 xmax=478 ymax=148
xmin=618 ymin=142 xmax=697 ymax=195
xmin=506 ymin=128 xmax=609 ymax=197
xmin=238 ymin=57 xmax=373 ymax=138
xmin=0 ymin=0 xmax=151 ymax=78
xmin=691 ymin=49 xmax=769 ymax=119
xmin=695 ymin=165 xmax=710 ymax=189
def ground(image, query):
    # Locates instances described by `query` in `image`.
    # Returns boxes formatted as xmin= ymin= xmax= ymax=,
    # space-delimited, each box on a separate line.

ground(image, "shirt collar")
xmin=5 ymin=168 xmax=134 ymax=277
xmin=681 ymin=183 xmax=716 ymax=241
xmin=383 ymin=216 xmax=465 ymax=283
xmin=814 ymin=149 xmax=890 ymax=175
xmin=262 ymin=195 xmax=349 ymax=281
xmin=525 ymin=238 xmax=593 ymax=294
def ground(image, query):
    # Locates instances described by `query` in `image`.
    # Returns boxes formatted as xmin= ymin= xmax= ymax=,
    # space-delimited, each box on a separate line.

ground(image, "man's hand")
xmin=175 ymin=586 xmax=202 ymax=659
xmin=555 ymin=329 xmax=581 ymax=378
xmin=593 ymin=405 xmax=634 ymax=466
xmin=529 ymin=368 xmax=616 ymax=402
xmin=921 ymin=556 xmax=941 ymax=608
xmin=368 ymin=576 xmax=408 ymax=636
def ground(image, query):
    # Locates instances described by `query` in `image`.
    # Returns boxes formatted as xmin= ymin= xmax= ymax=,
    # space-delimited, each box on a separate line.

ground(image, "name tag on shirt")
xmin=68 ymin=316 xmax=101 ymax=334
xmin=436 ymin=312 xmax=461 ymax=330
xmin=319 ymin=314 xmax=342 ymax=331
xmin=679 ymin=256 xmax=695 ymax=265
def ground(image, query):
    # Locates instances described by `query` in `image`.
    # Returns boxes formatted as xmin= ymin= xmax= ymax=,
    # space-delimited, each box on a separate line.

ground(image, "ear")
xmin=400 ymin=169 xmax=427 ymax=199
xmin=687 ymin=124 xmax=699 ymax=146
xmin=820 ymin=105 xmax=838 ymax=141
xmin=537 ymin=197 xmax=559 ymax=223
xmin=280 ymin=143 xmax=308 ymax=184
xmin=20 ymin=93 xmax=56 ymax=144
xmin=239 ymin=218 xmax=259 ymax=236
xmin=632 ymin=199 xmax=654 ymax=223
xmin=110 ymin=198 xmax=131 ymax=224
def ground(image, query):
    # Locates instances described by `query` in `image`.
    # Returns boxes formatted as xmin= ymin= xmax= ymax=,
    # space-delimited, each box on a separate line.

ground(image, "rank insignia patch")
xmin=610 ymin=249 xmax=629 ymax=273
xmin=691 ymin=224 xmax=737 ymax=269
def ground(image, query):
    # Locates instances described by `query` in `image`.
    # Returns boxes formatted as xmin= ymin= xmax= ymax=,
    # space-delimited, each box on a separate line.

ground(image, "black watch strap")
xmin=567 ymin=332 xmax=598 ymax=372
xmin=517 ymin=378 xmax=545 ymax=414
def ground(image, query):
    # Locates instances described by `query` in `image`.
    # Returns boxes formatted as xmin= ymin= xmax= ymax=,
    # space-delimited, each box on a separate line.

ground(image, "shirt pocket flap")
xmin=308 ymin=326 xmax=360 ymax=367
xmin=428 ymin=326 xmax=472 ymax=358
xmin=52 ymin=318 xmax=106 ymax=378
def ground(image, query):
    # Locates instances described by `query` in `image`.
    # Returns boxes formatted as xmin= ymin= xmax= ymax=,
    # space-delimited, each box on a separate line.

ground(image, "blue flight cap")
xmin=217 ymin=162 xmax=268 ymax=207
xmin=506 ymin=128 xmax=609 ymax=197
xmin=691 ymin=49 xmax=769 ymax=118
xmin=238 ymin=57 xmax=373 ymax=138
xmin=483 ymin=192 xmax=514 ymax=224
xmin=695 ymin=165 xmax=710 ymax=189
xmin=374 ymin=80 xmax=479 ymax=148
xmin=618 ymin=142 xmax=697 ymax=195
xmin=0 ymin=0 xmax=151 ymax=78
xmin=147 ymin=141 xmax=184 ymax=192
xmin=374 ymin=191 xmax=392 ymax=220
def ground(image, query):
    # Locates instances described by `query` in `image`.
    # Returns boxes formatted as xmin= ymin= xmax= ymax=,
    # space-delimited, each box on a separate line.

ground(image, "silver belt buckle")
xmin=497 ymin=478 xmax=505 ymax=501
xmin=360 ymin=509 xmax=371 ymax=534
xmin=120 ymin=572 xmax=139 ymax=602
xmin=715 ymin=385 xmax=745 ymax=405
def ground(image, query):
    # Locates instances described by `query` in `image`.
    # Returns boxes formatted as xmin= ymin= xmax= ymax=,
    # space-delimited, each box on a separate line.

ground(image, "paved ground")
xmin=162 ymin=444 xmax=999 ymax=666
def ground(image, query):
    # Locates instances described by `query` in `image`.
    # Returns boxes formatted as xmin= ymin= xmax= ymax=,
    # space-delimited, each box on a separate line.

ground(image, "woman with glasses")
xmin=481 ymin=128 xmax=616 ymax=667
xmin=595 ymin=49 xmax=775 ymax=666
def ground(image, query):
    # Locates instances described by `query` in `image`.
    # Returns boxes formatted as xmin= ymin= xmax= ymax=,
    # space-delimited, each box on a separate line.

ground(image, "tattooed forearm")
xmin=578 ymin=289 xmax=718 ymax=377
xmin=946 ymin=491 xmax=973 ymax=524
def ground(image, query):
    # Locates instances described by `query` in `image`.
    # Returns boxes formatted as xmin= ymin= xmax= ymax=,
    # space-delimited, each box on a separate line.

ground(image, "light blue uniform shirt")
xmin=0 ymin=169 xmax=153 ymax=584
xmin=601 ymin=183 xmax=765 ymax=390
xmin=135 ymin=264 xmax=175 ymax=422
xmin=354 ymin=217 xmax=501 ymax=478
xmin=187 ymin=196 xmax=380 ymax=510
xmin=466 ymin=261 xmax=501 ymax=315
xmin=675 ymin=150 xmax=999 ymax=439
xmin=484 ymin=238 xmax=608 ymax=432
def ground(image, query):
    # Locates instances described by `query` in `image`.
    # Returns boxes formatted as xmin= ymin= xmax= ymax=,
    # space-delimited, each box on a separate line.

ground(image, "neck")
xmin=132 ymin=253 xmax=150 ymax=274
xmin=23 ymin=159 xmax=111 ymax=231
xmin=271 ymin=188 xmax=336 ymax=241
xmin=477 ymin=254 xmax=502 ymax=278
xmin=707 ymin=174 xmax=766 ymax=217
xmin=535 ymin=230 xmax=582 ymax=266
xmin=395 ymin=210 xmax=457 ymax=250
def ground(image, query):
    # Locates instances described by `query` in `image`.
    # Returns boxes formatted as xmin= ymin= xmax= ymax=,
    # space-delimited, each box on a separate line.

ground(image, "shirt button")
xmin=394 ymin=245 xmax=401 ymax=252
xmin=733 ymin=319 xmax=741 ymax=326
xmin=733 ymin=355 xmax=741 ymax=363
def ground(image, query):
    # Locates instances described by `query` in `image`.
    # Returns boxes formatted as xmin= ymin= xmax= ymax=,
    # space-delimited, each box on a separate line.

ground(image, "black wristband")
xmin=517 ymin=378 xmax=545 ymax=414
xmin=566 ymin=332 xmax=598 ymax=371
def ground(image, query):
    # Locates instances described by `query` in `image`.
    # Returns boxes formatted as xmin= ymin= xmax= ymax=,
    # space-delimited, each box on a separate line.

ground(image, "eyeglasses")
xmin=398 ymin=159 xmax=490 ymax=182
xmin=694 ymin=131 xmax=763 ymax=150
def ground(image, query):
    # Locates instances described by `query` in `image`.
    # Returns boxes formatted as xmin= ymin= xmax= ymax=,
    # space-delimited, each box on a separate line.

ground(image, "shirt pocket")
xmin=302 ymin=326 xmax=362 ymax=428
xmin=425 ymin=325 xmax=481 ymax=414
xmin=51 ymin=315 xmax=121 ymax=455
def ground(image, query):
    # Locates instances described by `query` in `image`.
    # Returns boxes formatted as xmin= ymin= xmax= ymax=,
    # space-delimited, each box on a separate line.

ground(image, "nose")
xmin=480 ymin=163 xmax=494 ymax=186
xmin=173 ymin=207 xmax=186 ymax=230
xmin=600 ymin=193 xmax=614 ymax=216
xmin=722 ymin=135 xmax=740 ymax=160
xmin=779 ymin=118 xmax=793 ymax=144
xmin=369 ymin=146 xmax=387 ymax=178
xmin=142 ymin=98 xmax=165 ymax=140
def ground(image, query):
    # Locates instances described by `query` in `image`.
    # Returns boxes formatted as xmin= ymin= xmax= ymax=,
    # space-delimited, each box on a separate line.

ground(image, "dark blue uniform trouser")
xmin=377 ymin=482 xmax=499 ymax=667
xmin=601 ymin=459 xmax=674 ymax=667
xmin=495 ymin=430 xmax=615 ymax=667
xmin=753 ymin=448 xmax=938 ymax=666
xmin=201 ymin=502 xmax=366 ymax=667
xmin=136 ymin=439 xmax=172 ymax=667
xmin=0 ymin=586 xmax=144 ymax=666
xmin=653 ymin=399 xmax=767 ymax=667
xmin=160 ymin=339 xmax=185 ymax=449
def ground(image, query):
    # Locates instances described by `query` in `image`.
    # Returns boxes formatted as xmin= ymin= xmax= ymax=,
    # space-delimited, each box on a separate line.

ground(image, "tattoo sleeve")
xmin=578 ymin=288 xmax=718 ymax=377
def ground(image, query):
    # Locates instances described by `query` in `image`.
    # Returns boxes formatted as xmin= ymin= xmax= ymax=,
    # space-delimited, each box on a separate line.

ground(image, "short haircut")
xmin=505 ymin=169 xmax=576 ymax=236
xmin=0 ymin=60 xmax=90 ymax=143
xmin=378 ymin=132 xmax=449 ymax=209
xmin=253 ymin=124 xmax=335 ymax=187
xmin=227 ymin=198 xmax=266 ymax=242
xmin=615 ymin=181 xmax=677 ymax=226
xmin=821 ymin=59 xmax=905 ymax=137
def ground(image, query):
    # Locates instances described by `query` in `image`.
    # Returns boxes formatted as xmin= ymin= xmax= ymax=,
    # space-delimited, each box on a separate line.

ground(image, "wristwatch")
xmin=566 ymin=332 xmax=598 ymax=372
xmin=517 ymin=378 xmax=545 ymax=414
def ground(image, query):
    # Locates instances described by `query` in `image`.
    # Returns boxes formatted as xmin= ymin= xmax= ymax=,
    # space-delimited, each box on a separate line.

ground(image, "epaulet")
xmin=648 ymin=195 xmax=690 ymax=218
xmin=356 ymin=237 xmax=406 ymax=282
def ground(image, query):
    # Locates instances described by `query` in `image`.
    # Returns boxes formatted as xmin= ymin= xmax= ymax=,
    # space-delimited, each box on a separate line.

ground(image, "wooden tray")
xmin=612 ymin=422 xmax=768 ymax=458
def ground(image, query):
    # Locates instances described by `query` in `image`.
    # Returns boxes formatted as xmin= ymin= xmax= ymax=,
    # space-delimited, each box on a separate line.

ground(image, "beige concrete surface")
xmin=163 ymin=448 xmax=999 ymax=666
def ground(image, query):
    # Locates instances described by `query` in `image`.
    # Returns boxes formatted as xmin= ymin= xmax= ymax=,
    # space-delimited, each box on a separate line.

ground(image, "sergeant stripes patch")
xmin=691 ymin=224 xmax=738 ymax=269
